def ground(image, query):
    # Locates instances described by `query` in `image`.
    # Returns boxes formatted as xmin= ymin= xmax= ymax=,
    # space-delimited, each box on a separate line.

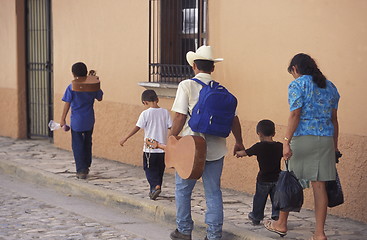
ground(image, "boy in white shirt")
xmin=120 ymin=90 xmax=172 ymax=200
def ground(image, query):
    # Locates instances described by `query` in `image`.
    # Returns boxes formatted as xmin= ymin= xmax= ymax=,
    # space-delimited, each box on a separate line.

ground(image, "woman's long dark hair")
xmin=287 ymin=53 xmax=326 ymax=88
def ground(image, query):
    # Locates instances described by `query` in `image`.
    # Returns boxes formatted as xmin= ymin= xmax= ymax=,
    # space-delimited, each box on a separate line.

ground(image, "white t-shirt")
xmin=171 ymin=73 xmax=228 ymax=161
xmin=136 ymin=107 xmax=172 ymax=153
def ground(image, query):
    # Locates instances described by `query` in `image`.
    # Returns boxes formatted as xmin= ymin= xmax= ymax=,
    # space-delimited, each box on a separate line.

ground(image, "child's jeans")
xmin=71 ymin=129 xmax=93 ymax=173
xmin=143 ymin=152 xmax=165 ymax=191
xmin=250 ymin=181 xmax=279 ymax=221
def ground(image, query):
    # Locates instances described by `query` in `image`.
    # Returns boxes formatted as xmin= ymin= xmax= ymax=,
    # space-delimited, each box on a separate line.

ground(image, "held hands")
xmin=235 ymin=150 xmax=247 ymax=158
xmin=233 ymin=142 xmax=245 ymax=156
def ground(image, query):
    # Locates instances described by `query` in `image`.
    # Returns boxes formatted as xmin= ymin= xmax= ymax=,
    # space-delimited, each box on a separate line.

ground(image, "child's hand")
xmin=235 ymin=150 xmax=247 ymax=158
xmin=119 ymin=138 xmax=127 ymax=147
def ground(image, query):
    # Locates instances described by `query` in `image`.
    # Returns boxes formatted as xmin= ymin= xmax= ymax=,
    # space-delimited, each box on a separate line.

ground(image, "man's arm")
xmin=170 ymin=112 xmax=187 ymax=136
xmin=60 ymin=102 xmax=70 ymax=127
xmin=231 ymin=116 xmax=245 ymax=155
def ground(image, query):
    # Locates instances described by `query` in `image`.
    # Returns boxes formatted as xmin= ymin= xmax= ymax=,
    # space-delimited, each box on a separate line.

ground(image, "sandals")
xmin=264 ymin=220 xmax=287 ymax=237
xmin=308 ymin=236 xmax=327 ymax=240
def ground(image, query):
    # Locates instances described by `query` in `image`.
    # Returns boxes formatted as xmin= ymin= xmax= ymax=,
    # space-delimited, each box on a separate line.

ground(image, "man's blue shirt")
xmin=62 ymin=84 xmax=103 ymax=132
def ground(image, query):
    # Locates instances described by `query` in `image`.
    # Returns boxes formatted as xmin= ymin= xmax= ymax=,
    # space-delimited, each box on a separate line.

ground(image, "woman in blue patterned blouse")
xmin=264 ymin=53 xmax=340 ymax=240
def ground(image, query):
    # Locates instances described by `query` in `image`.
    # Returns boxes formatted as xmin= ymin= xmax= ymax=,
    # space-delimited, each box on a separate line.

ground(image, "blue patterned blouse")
xmin=288 ymin=75 xmax=340 ymax=136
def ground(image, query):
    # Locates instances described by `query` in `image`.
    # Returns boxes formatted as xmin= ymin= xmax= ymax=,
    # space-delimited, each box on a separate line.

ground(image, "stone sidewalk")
xmin=0 ymin=136 xmax=366 ymax=240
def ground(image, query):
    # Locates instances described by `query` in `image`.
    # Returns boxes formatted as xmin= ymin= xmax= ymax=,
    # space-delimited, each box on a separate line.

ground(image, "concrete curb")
xmin=0 ymin=158 xmax=273 ymax=240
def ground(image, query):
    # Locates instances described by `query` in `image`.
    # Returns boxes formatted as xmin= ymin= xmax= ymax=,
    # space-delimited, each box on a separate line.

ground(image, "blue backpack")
xmin=188 ymin=78 xmax=237 ymax=138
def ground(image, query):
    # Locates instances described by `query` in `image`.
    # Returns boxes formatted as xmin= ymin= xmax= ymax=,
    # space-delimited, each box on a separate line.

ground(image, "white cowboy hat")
xmin=186 ymin=45 xmax=223 ymax=67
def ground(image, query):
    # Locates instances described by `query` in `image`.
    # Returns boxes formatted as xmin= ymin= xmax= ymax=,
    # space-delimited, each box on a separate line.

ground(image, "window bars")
xmin=149 ymin=0 xmax=207 ymax=83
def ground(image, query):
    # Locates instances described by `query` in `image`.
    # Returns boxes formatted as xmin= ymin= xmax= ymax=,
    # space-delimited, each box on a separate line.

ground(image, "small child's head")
xmin=141 ymin=90 xmax=158 ymax=105
xmin=72 ymin=62 xmax=88 ymax=77
xmin=256 ymin=119 xmax=275 ymax=137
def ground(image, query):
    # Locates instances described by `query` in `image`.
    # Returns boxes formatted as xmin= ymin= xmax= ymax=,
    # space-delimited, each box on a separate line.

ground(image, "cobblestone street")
xmin=0 ymin=174 xmax=172 ymax=240
xmin=0 ymin=137 xmax=366 ymax=239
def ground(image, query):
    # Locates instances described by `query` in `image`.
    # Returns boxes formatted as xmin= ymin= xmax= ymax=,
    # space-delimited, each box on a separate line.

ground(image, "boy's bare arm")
xmin=60 ymin=102 xmax=70 ymax=127
xmin=120 ymin=126 xmax=140 ymax=146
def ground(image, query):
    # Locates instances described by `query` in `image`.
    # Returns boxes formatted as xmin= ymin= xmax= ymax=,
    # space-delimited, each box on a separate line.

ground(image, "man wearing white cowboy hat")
xmin=169 ymin=45 xmax=245 ymax=240
xmin=186 ymin=45 xmax=224 ymax=67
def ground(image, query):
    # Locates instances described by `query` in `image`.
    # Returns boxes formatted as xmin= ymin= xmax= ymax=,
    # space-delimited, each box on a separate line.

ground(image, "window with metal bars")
xmin=149 ymin=0 xmax=207 ymax=84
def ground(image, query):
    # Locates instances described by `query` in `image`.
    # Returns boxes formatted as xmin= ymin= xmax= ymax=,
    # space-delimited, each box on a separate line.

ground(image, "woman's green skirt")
xmin=289 ymin=135 xmax=336 ymax=187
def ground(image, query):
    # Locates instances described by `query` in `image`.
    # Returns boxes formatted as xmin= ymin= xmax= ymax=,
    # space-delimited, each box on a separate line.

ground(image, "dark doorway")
xmin=26 ymin=0 xmax=53 ymax=138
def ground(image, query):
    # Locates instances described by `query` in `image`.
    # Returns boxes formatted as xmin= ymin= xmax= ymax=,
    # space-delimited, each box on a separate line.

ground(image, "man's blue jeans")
xmin=175 ymin=157 xmax=224 ymax=240
xmin=71 ymin=129 xmax=93 ymax=173
xmin=251 ymin=181 xmax=279 ymax=221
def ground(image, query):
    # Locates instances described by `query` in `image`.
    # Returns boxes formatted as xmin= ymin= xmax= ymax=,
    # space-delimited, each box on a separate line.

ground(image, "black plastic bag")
xmin=274 ymin=162 xmax=304 ymax=212
xmin=326 ymin=170 xmax=344 ymax=208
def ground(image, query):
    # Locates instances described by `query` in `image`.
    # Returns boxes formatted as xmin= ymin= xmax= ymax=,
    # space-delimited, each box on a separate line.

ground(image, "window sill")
xmin=138 ymin=82 xmax=178 ymax=98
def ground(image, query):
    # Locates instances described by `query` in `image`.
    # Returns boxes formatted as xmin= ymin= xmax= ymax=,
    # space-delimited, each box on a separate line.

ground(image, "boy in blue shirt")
xmin=236 ymin=119 xmax=282 ymax=225
xmin=60 ymin=62 xmax=103 ymax=179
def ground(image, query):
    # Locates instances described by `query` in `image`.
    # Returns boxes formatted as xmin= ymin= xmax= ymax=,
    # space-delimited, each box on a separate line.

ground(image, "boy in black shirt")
xmin=236 ymin=119 xmax=283 ymax=225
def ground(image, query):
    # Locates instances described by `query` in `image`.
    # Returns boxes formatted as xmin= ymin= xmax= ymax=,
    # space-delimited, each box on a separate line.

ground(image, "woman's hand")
xmin=283 ymin=143 xmax=292 ymax=160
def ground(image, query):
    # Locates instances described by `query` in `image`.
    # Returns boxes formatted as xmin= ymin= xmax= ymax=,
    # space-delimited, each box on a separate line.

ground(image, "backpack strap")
xmin=188 ymin=78 xmax=205 ymax=117
xmin=191 ymin=78 xmax=220 ymax=88
xmin=191 ymin=78 xmax=207 ymax=87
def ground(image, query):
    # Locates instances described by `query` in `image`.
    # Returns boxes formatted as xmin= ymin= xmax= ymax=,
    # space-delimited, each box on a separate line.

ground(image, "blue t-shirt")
xmin=288 ymin=75 xmax=340 ymax=137
xmin=62 ymin=84 xmax=103 ymax=132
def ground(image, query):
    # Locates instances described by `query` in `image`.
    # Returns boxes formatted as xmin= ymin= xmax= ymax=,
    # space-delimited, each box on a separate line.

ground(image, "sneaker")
xmin=76 ymin=169 xmax=89 ymax=179
xmin=170 ymin=229 xmax=192 ymax=240
xmin=76 ymin=172 xmax=87 ymax=179
xmin=150 ymin=186 xmax=161 ymax=200
xmin=248 ymin=212 xmax=260 ymax=225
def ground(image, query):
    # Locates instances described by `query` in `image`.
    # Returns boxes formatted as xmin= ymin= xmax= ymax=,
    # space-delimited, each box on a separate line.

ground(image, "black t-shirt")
xmin=245 ymin=141 xmax=283 ymax=182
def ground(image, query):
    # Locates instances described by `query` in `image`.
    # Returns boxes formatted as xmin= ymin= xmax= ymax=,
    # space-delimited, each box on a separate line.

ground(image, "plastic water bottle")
xmin=48 ymin=120 xmax=70 ymax=132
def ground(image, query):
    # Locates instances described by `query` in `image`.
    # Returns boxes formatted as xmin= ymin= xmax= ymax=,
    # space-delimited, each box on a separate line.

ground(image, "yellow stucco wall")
xmin=0 ymin=1 xmax=18 ymax=137
xmin=1 ymin=0 xmax=366 ymax=223
xmin=0 ymin=0 xmax=26 ymax=139
xmin=52 ymin=0 xmax=149 ymax=105
xmin=209 ymin=0 xmax=367 ymax=136
xmin=208 ymin=0 xmax=367 ymax=222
